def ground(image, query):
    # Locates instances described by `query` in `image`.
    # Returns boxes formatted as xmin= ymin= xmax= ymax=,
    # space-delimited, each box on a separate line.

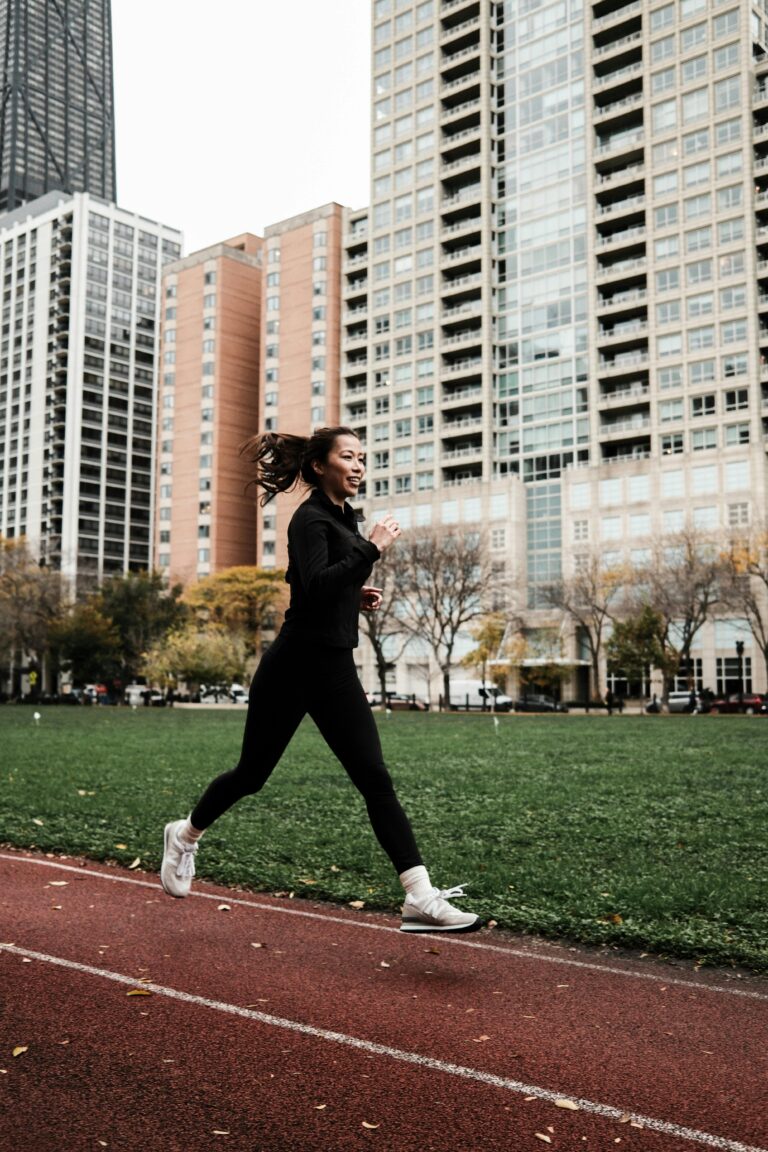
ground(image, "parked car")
xmin=667 ymin=690 xmax=700 ymax=713
xmin=513 ymin=694 xmax=569 ymax=713
xmin=446 ymin=679 xmax=513 ymax=712
xmin=708 ymin=693 xmax=767 ymax=715
xmin=229 ymin=683 xmax=247 ymax=703
xmin=367 ymin=692 xmax=428 ymax=711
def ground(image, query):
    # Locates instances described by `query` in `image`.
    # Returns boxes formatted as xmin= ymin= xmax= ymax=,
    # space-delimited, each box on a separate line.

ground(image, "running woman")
xmin=160 ymin=426 xmax=482 ymax=934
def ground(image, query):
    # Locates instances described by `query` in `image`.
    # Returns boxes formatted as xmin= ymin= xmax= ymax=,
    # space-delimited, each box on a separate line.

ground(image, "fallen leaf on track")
xmin=534 ymin=1135 xmax=552 ymax=1144
xmin=362 ymin=1121 xmax=380 ymax=1129
xmin=218 ymin=904 xmax=231 ymax=912
xmin=380 ymin=961 xmax=391 ymax=968
xmin=126 ymin=989 xmax=152 ymax=997
xmin=555 ymin=1099 xmax=579 ymax=1111
xmin=48 ymin=881 xmax=68 ymax=887
xmin=315 ymin=1104 xmax=327 ymax=1110
xmin=349 ymin=900 xmax=365 ymax=909
xmin=250 ymin=943 xmax=265 ymax=949
xmin=212 ymin=1131 xmax=230 ymax=1136
xmin=12 ymin=1046 xmax=28 ymax=1057
xmin=128 ymin=858 xmax=141 ymax=870
xmin=472 ymin=1035 xmax=491 ymax=1043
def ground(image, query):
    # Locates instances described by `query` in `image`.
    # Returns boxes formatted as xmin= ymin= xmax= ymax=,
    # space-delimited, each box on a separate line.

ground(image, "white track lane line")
xmin=2 ymin=851 xmax=767 ymax=1002
xmin=0 ymin=942 xmax=764 ymax=1152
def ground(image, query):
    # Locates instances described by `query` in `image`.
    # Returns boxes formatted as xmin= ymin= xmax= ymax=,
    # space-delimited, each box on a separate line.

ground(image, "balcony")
xmin=594 ymin=91 xmax=643 ymax=124
xmin=442 ymin=441 xmax=483 ymax=460
xmin=593 ymin=0 xmax=642 ymax=31
xmin=440 ymin=13 xmax=481 ymax=43
xmin=442 ymin=355 xmax=483 ymax=378
xmin=596 ymin=223 xmax=646 ymax=250
xmin=598 ymin=382 xmax=650 ymax=407
xmin=597 ymin=351 xmax=649 ymax=376
xmin=600 ymin=414 xmax=651 ymax=438
xmin=595 ymin=255 xmax=647 ymax=282
xmin=597 ymin=320 xmax=648 ymax=343
xmin=440 ymin=96 xmax=482 ymax=122
xmin=441 ymin=270 xmax=483 ymax=295
xmin=597 ymin=287 xmax=648 ymax=311
xmin=441 ymin=242 xmax=482 ymax=266
xmin=442 ymin=382 xmax=483 ymax=406
xmin=597 ymin=192 xmax=645 ymax=217
xmin=593 ymin=30 xmax=642 ymax=59
xmin=442 ymin=413 xmax=483 ymax=434
xmin=442 ymin=327 xmax=482 ymax=347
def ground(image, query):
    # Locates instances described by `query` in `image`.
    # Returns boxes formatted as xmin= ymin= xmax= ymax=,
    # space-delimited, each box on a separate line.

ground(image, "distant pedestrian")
xmin=688 ymin=689 xmax=697 ymax=714
xmin=605 ymin=688 xmax=614 ymax=715
xmin=160 ymin=426 xmax=482 ymax=935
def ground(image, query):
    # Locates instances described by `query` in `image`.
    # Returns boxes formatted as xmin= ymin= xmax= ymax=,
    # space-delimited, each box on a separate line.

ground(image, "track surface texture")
xmin=1 ymin=848 xmax=766 ymax=1152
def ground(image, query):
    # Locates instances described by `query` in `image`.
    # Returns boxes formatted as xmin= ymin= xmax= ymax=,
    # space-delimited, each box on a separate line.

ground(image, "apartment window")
xmin=715 ymin=75 xmax=741 ymax=112
xmin=654 ymin=204 xmax=678 ymax=228
xmin=203 ymin=293 xmax=216 ymax=309
xmin=658 ymin=365 xmax=682 ymax=389
xmin=717 ymin=151 xmax=743 ymax=178
xmin=687 ymin=258 xmax=712 ymax=285
xmin=687 ymin=292 xmax=712 ymax=318
xmin=689 ymin=359 xmax=715 ymax=386
xmin=655 ymin=236 xmax=679 ymax=259
xmin=374 ymin=397 xmax=390 ymax=414
xmin=652 ymin=100 xmax=677 ymax=132
xmin=690 ymin=394 xmax=715 ymax=418
xmin=650 ymin=3 xmax=674 ymax=29
xmin=724 ymin=422 xmax=750 ymax=446
xmin=681 ymin=55 xmax=707 ymax=83
xmin=719 ymin=286 xmax=747 ymax=315
xmin=660 ymin=398 xmax=683 ymax=422
xmin=685 ymin=193 xmax=710 ymax=220
xmin=268 ymin=246 xmax=280 ymax=264
xmin=198 ymin=549 xmax=210 ymax=563
xmin=716 ymin=118 xmax=741 ymax=146
xmin=681 ymin=21 xmax=706 ymax=49
xmin=374 ymin=479 xmax=390 ymax=497
xmin=719 ymin=252 xmax=745 ymax=277
xmin=266 ymin=272 xmax=280 ymax=287
xmin=395 ymin=475 xmax=412 ymax=494
xmin=661 ymin=432 xmax=684 ymax=455
xmin=312 ymin=381 xmax=325 ymax=397
xmin=691 ymin=427 xmax=717 ymax=451
xmin=416 ymin=471 xmax=434 ymax=490
xmin=684 ymin=160 xmax=710 ymax=187
xmin=200 ymin=431 xmax=213 ymax=445
xmin=713 ymin=9 xmax=739 ymax=37
xmin=724 ymin=388 xmax=748 ymax=411
xmin=656 ymin=268 xmax=679 ymax=292
xmin=686 ymin=128 xmax=709 ymax=154
xmin=417 ymin=415 xmax=433 ymax=434
xmin=687 ymin=227 xmax=712 ymax=253
xmin=264 ymin=391 xmax=277 ymax=407
xmin=721 ymin=319 xmax=747 ymax=344
xmin=651 ymin=34 xmax=675 ymax=62
xmin=682 ymin=87 xmax=708 ymax=123
xmin=204 ymin=316 xmax=215 ymax=331
xmin=658 ymin=333 xmax=682 ymax=357
xmin=652 ymin=67 xmax=676 ymax=94
xmin=657 ymin=300 xmax=680 ymax=324
xmin=714 ymin=43 xmax=739 ymax=71
xmin=394 ymin=418 xmax=411 ymax=438
xmin=727 ymin=502 xmax=749 ymax=527
xmin=654 ymin=172 xmax=678 ymax=196
xmin=266 ymin=295 xmax=280 ymax=312
xmin=688 ymin=325 xmax=714 ymax=351
xmin=719 ymin=219 xmax=744 ymax=245
xmin=723 ymin=353 xmax=748 ymax=377
xmin=573 ymin=520 xmax=588 ymax=542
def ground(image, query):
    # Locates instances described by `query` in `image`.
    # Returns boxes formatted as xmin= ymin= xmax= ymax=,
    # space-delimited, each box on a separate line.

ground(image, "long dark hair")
xmin=240 ymin=426 xmax=359 ymax=506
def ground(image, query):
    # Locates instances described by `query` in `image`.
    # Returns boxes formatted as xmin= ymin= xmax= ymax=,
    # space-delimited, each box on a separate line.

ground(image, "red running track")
xmin=1 ymin=848 xmax=767 ymax=1152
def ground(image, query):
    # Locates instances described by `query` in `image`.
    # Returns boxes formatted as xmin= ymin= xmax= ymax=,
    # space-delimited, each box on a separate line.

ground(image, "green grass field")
xmin=1 ymin=706 xmax=766 ymax=971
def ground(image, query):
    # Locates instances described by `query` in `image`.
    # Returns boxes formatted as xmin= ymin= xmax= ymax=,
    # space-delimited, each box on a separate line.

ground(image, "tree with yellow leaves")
xmin=722 ymin=528 xmax=768 ymax=684
xmin=182 ymin=566 xmax=287 ymax=657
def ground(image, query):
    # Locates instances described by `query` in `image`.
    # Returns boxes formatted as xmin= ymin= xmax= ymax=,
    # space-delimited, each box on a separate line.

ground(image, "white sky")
xmin=112 ymin=0 xmax=372 ymax=254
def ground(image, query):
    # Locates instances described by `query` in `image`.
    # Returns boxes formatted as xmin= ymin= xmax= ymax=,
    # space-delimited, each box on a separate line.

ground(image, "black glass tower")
xmin=0 ymin=0 xmax=116 ymax=213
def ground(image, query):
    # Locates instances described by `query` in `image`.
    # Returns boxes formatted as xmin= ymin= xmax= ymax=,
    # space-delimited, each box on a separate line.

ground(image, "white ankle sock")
xmin=179 ymin=818 xmax=203 ymax=845
xmin=399 ymin=865 xmax=433 ymax=898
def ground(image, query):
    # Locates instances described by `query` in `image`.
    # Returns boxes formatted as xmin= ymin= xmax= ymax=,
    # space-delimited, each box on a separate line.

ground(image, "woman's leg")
xmin=307 ymin=652 xmax=423 ymax=874
xmin=190 ymin=639 xmax=307 ymax=830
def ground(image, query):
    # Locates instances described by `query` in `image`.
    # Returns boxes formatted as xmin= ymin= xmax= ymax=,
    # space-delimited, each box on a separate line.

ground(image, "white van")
xmin=447 ymin=679 xmax=513 ymax=712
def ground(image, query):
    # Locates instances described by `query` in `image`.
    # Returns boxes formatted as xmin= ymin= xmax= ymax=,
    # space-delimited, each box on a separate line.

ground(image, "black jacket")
xmin=281 ymin=489 xmax=380 ymax=648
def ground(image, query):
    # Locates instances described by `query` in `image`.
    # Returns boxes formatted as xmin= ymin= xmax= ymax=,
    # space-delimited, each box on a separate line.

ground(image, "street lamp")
xmin=735 ymin=640 xmax=745 ymax=702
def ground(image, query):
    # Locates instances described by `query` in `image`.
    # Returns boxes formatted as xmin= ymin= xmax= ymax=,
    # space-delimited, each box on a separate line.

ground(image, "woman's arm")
xmin=292 ymin=510 xmax=380 ymax=600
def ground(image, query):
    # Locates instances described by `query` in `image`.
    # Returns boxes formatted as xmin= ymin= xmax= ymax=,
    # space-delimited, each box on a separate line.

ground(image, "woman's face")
xmin=314 ymin=434 xmax=366 ymax=506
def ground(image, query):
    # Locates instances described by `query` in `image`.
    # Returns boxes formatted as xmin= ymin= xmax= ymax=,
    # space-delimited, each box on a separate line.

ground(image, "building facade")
xmin=0 ymin=0 xmax=117 ymax=212
xmin=156 ymin=234 xmax=263 ymax=585
xmin=340 ymin=0 xmax=767 ymax=700
xmin=0 ymin=190 xmax=181 ymax=592
xmin=258 ymin=203 xmax=347 ymax=571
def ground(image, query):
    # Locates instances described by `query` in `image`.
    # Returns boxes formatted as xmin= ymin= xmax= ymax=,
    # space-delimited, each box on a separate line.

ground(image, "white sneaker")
xmin=400 ymin=885 xmax=482 ymax=934
xmin=160 ymin=820 xmax=198 ymax=898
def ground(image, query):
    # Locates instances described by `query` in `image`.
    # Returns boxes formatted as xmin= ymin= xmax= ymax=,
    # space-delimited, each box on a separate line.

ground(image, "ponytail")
xmin=240 ymin=426 xmax=358 ymax=506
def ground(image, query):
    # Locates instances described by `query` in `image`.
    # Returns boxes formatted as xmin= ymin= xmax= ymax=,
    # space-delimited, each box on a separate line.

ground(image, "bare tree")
xmin=396 ymin=526 xmax=500 ymax=705
xmin=634 ymin=528 xmax=725 ymax=702
xmin=721 ymin=528 xmax=768 ymax=685
xmin=541 ymin=552 xmax=627 ymax=702
xmin=358 ymin=546 xmax=410 ymax=703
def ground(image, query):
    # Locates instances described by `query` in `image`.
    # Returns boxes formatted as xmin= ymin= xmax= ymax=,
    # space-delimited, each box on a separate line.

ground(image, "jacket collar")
xmin=308 ymin=487 xmax=360 ymax=525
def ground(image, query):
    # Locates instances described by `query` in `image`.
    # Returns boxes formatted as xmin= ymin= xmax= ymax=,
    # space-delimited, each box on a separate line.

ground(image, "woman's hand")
xmin=369 ymin=513 xmax=401 ymax=553
xmin=360 ymin=586 xmax=383 ymax=612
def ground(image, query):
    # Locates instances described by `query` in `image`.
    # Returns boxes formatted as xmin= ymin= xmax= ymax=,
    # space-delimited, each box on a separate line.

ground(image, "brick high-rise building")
xmin=156 ymin=234 xmax=263 ymax=585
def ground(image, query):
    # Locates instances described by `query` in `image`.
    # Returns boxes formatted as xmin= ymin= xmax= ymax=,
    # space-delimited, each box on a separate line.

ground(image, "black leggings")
xmin=190 ymin=633 xmax=423 ymax=874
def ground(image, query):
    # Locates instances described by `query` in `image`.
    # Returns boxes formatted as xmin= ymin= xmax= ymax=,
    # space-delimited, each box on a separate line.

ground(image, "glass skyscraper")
xmin=0 ymin=0 xmax=116 ymax=212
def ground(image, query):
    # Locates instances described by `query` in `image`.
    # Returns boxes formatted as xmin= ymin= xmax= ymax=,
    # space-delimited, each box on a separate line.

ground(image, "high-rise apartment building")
xmin=0 ymin=0 xmax=117 ymax=212
xmin=0 ymin=190 xmax=181 ymax=592
xmin=258 ymin=203 xmax=346 ymax=570
xmin=157 ymin=234 xmax=263 ymax=585
xmin=340 ymin=0 xmax=767 ymax=698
